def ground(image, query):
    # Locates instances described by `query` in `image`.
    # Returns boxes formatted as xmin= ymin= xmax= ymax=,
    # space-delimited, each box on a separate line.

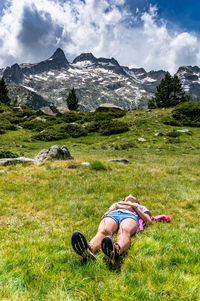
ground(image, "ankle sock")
xmin=114 ymin=243 xmax=120 ymax=258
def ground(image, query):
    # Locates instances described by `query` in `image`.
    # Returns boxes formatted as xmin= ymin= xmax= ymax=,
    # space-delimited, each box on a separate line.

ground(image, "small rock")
xmin=138 ymin=138 xmax=146 ymax=142
xmin=109 ymin=159 xmax=129 ymax=164
xmin=0 ymin=170 xmax=5 ymax=174
xmin=81 ymin=162 xmax=90 ymax=166
xmin=177 ymin=129 xmax=189 ymax=133
xmin=33 ymin=117 xmax=47 ymax=123
xmin=13 ymin=106 xmax=23 ymax=112
xmin=155 ymin=132 xmax=163 ymax=137
xmin=0 ymin=157 xmax=35 ymax=166
xmin=40 ymin=130 xmax=48 ymax=134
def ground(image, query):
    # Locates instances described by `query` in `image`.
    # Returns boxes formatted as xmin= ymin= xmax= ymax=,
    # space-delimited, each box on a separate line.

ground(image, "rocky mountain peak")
xmin=147 ymin=70 xmax=166 ymax=81
xmin=18 ymin=48 xmax=69 ymax=77
xmin=177 ymin=65 xmax=200 ymax=74
xmin=49 ymin=48 xmax=68 ymax=62
xmin=72 ymin=53 xmax=97 ymax=64
xmin=3 ymin=48 xmax=200 ymax=110
xmin=3 ymin=63 xmax=23 ymax=83
xmin=97 ymin=57 xmax=120 ymax=66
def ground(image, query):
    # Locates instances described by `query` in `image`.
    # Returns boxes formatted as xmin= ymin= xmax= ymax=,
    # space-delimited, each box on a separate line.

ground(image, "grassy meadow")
xmin=0 ymin=108 xmax=199 ymax=300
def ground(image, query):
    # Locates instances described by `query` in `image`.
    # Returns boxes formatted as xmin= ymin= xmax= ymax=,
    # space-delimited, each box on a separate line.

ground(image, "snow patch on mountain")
xmin=141 ymin=77 xmax=157 ymax=83
xmin=71 ymin=61 xmax=94 ymax=68
xmin=3 ymin=48 xmax=199 ymax=110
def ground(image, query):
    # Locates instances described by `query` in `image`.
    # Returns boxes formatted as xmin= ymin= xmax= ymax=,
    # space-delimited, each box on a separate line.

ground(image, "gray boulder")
xmin=109 ymin=159 xmax=129 ymax=164
xmin=33 ymin=117 xmax=47 ymax=123
xmin=38 ymin=106 xmax=57 ymax=116
xmin=0 ymin=145 xmax=73 ymax=166
xmin=96 ymin=103 xmax=124 ymax=112
xmin=34 ymin=145 xmax=73 ymax=164
xmin=138 ymin=137 xmax=146 ymax=142
xmin=0 ymin=157 xmax=35 ymax=166
xmin=55 ymin=106 xmax=69 ymax=114
xmin=155 ymin=132 xmax=164 ymax=136
xmin=38 ymin=105 xmax=69 ymax=116
xmin=177 ymin=129 xmax=189 ymax=133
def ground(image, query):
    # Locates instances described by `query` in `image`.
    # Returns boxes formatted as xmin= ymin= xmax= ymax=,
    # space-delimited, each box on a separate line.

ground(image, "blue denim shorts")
xmin=102 ymin=210 xmax=138 ymax=230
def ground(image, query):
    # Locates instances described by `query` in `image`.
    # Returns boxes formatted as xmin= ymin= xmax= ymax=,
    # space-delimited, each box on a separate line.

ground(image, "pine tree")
xmin=150 ymin=73 xmax=189 ymax=108
xmin=66 ymin=88 xmax=79 ymax=111
xmin=0 ymin=78 xmax=10 ymax=106
xmin=171 ymin=75 xmax=189 ymax=105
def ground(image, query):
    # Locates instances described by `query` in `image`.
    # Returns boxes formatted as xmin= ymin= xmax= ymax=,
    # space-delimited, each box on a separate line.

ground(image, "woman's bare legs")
xmin=117 ymin=218 xmax=138 ymax=255
xmin=89 ymin=217 xmax=118 ymax=253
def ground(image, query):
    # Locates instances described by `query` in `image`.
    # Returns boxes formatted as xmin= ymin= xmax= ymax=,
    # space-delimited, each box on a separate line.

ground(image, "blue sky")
xmin=127 ymin=0 xmax=200 ymax=33
xmin=0 ymin=0 xmax=200 ymax=73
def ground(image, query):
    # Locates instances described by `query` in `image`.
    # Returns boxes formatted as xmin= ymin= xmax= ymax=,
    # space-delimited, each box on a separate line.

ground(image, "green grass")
xmin=0 ymin=108 xmax=199 ymax=300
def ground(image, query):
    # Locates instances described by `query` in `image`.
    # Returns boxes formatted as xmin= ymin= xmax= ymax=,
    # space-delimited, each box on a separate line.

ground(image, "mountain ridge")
xmin=1 ymin=48 xmax=199 ymax=111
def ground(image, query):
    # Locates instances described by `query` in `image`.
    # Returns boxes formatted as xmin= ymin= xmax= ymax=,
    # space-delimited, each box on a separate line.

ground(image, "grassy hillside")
xmin=0 ymin=108 xmax=199 ymax=300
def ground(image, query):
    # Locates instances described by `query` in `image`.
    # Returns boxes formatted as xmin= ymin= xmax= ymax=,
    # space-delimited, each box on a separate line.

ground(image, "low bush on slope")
xmin=163 ymin=101 xmax=200 ymax=126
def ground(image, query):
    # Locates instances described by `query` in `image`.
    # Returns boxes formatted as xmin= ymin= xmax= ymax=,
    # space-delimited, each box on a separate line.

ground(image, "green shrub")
xmin=86 ymin=119 xmax=129 ymax=135
xmin=0 ymin=117 xmax=17 ymax=131
xmin=4 ymin=114 xmax=22 ymax=124
xmin=86 ymin=121 xmax=101 ymax=133
xmin=61 ymin=111 xmax=85 ymax=123
xmin=162 ymin=117 xmax=183 ymax=126
xmin=45 ymin=116 xmax=63 ymax=124
xmin=172 ymin=101 xmax=200 ymax=120
xmin=90 ymin=160 xmax=107 ymax=170
xmin=13 ymin=106 xmax=36 ymax=118
xmin=94 ymin=110 xmax=126 ymax=121
xmin=21 ymin=120 xmax=50 ymax=132
xmin=0 ymin=102 xmax=11 ymax=113
xmin=33 ymin=128 xmax=70 ymax=141
xmin=33 ymin=123 xmax=88 ymax=141
xmin=81 ymin=110 xmax=126 ymax=123
xmin=60 ymin=124 xmax=88 ymax=138
xmin=166 ymin=130 xmax=181 ymax=138
xmin=96 ymin=106 xmax=125 ymax=114
xmin=0 ymin=150 xmax=19 ymax=158
xmin=99 ymin=120 xmax=129 ymax=136
xmin=170 ymin=101 xmax=200 ymax=127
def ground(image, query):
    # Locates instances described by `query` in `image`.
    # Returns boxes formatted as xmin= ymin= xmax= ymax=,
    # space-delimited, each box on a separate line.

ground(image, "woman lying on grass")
xmin=71 ymin=194 xmax=151 ymax=264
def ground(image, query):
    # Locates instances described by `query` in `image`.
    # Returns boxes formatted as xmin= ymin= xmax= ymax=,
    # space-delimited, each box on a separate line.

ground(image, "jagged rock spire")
xmin=73 ymin=53 xmax=97 ymax=64
xmin=50 ymin=48 xmax=68 ymax=63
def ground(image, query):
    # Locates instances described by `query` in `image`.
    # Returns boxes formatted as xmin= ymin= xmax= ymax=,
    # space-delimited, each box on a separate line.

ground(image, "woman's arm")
xmin=103 ymin=202 xmax=133 ymax=215
xmin=134 ymin=206 xmax=152 ymax=225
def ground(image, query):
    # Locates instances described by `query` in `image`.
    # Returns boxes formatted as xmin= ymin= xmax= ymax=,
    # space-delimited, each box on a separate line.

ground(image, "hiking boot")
xmin=101 ymin=236 xmax=120 ymax=264
xmin=71 ymin=231 xmax=96 ymax=260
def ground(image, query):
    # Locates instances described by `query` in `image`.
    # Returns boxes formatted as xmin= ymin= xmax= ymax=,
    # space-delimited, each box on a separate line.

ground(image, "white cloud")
xmin=0 ymin=0 xmax=200 ymax=73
